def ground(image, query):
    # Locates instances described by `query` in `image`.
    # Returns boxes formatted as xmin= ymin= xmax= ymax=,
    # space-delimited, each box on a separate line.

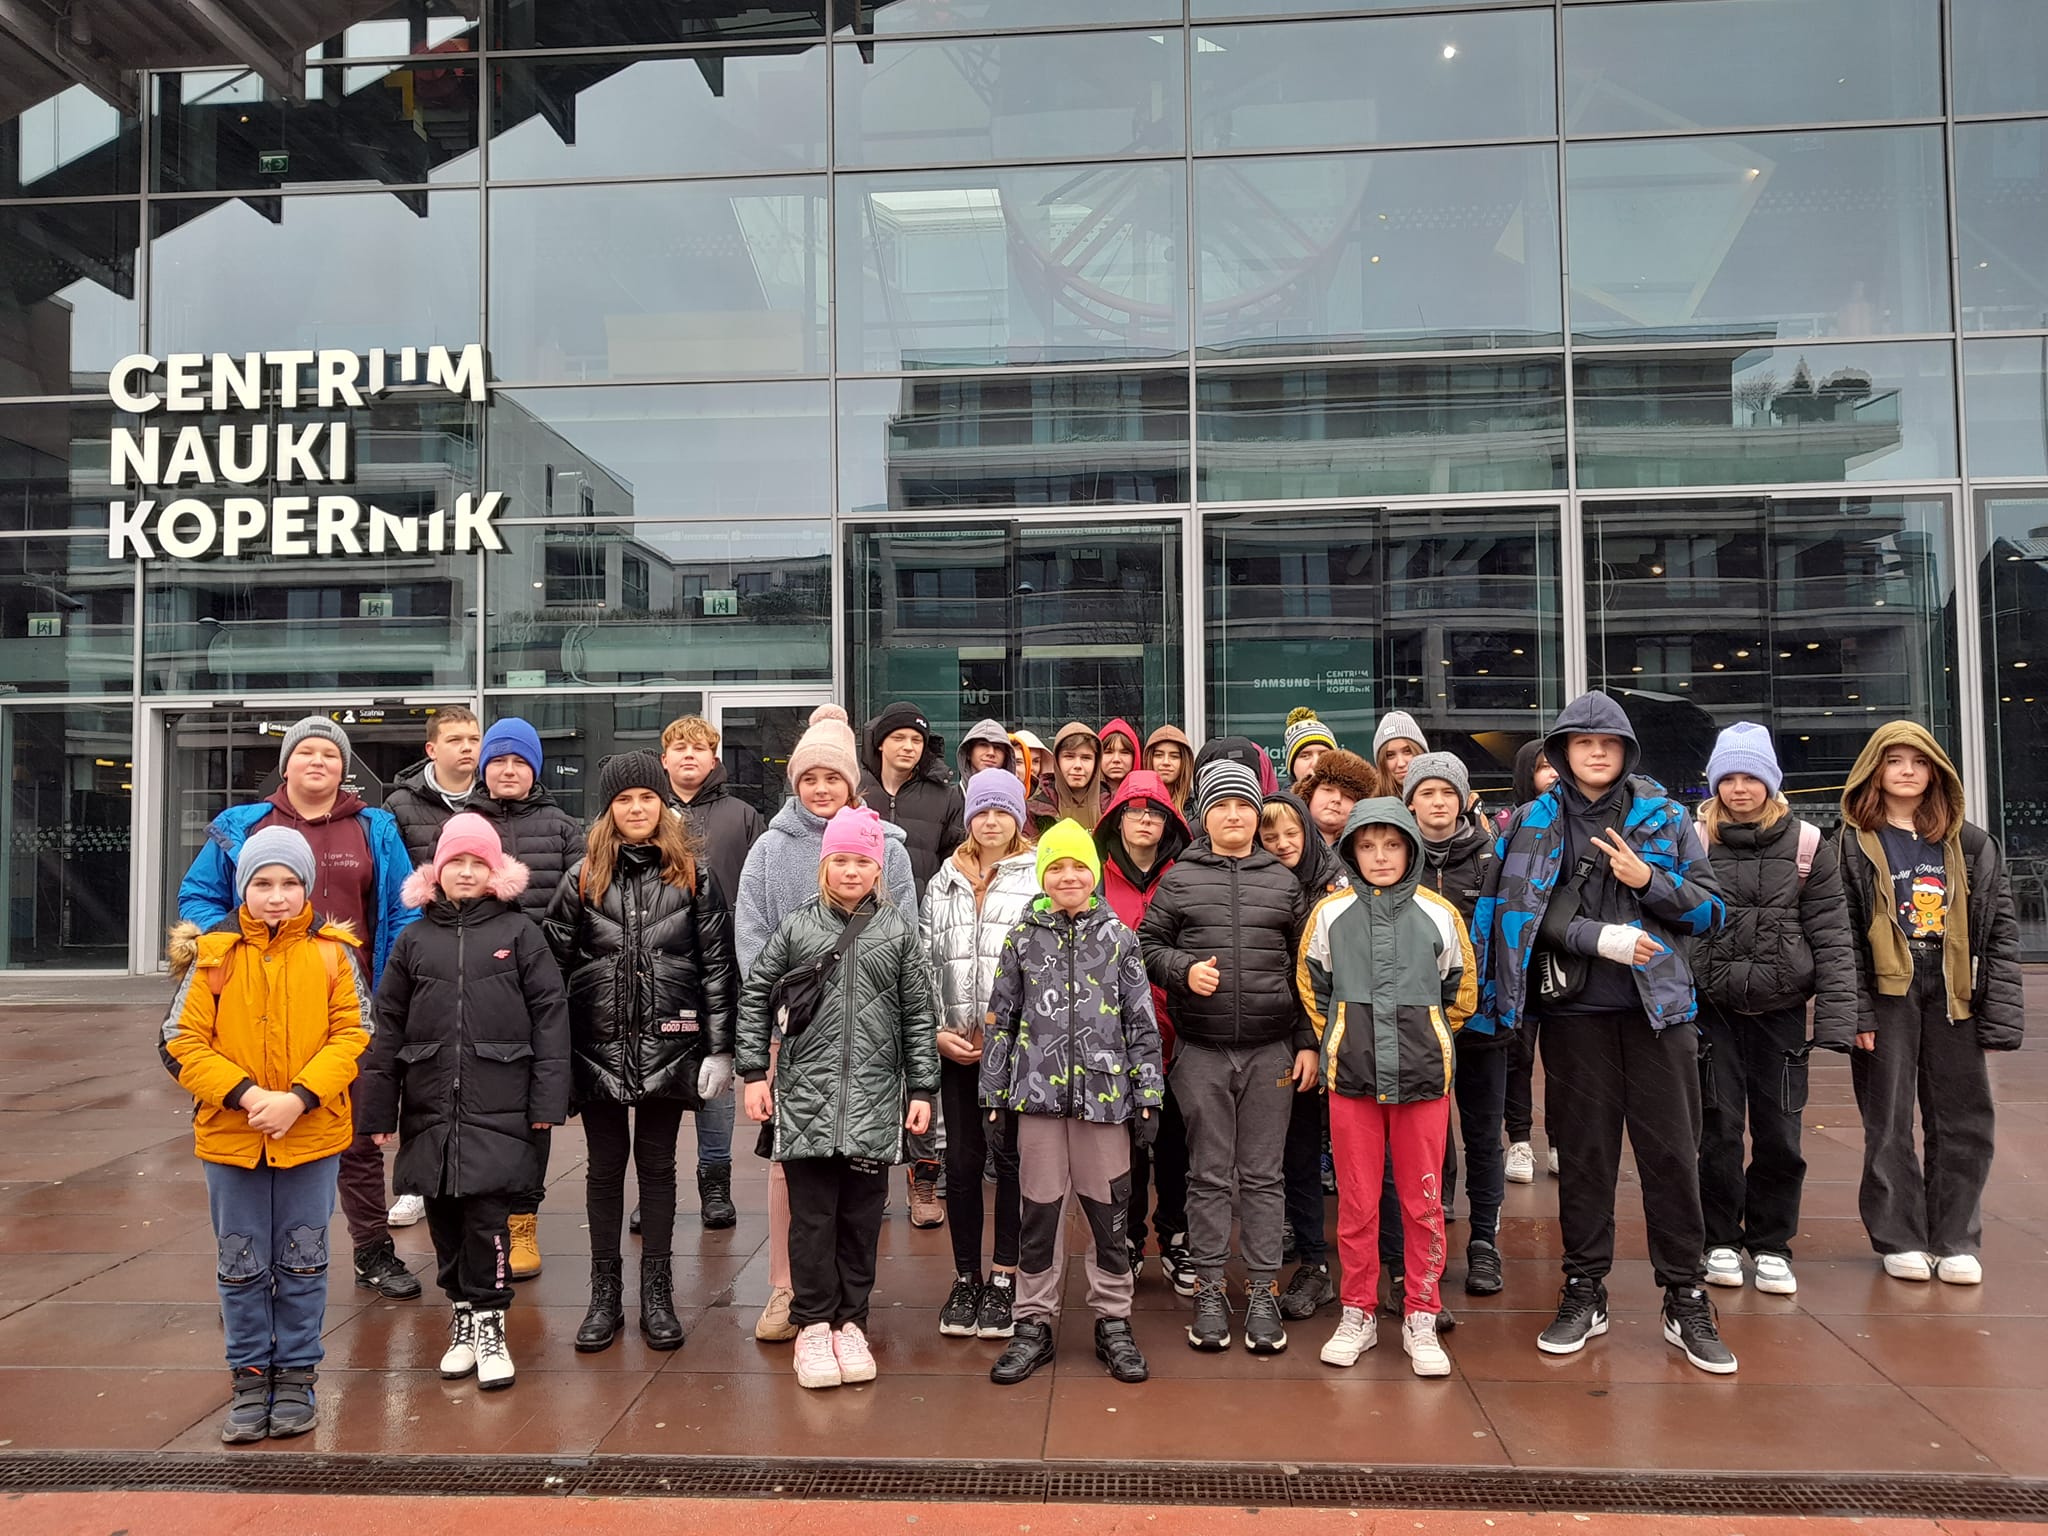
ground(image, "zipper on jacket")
xmin=452 ymin=922 xmax=465 ymax=1190
xmin=833 ymin=902 xmax=859 ymax=1155
xmin=623 ymin=871 xmax=641 ymax=1100
xmin=1230 ymin=860 xmax=1243 ymax=1048
xmin=1064 ymin=911 xmax=1079 ymax=1119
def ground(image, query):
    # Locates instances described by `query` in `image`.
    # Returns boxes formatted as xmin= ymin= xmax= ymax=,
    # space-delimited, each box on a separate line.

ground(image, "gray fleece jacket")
xmin=733 ymin=795 xmax=918 ymax=974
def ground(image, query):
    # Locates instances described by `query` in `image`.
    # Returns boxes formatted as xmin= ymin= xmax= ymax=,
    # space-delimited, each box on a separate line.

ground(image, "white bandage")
xmin=1597 ymin=924 xmax=1648 ymax=966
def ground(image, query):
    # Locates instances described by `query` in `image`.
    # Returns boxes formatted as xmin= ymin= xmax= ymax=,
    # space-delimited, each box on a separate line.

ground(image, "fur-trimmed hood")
xmin=166 ymin=912 xmax=363 ymax=979
xmin=401 ymin=858 xmax=532 ymax=908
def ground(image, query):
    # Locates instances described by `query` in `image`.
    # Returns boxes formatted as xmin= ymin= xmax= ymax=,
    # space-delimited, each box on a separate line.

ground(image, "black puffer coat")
xmin=670 ymin=762 xmax=765 ymax=916
xmin=473 ymin=786 xmax=584 ymax=919
xmin=358 ymin=894 xmax=572 ymax=1198
xmin=859 ymin=715 xmax=964 ymax=896
xmin=543 ymin=843 xmax=739 ymax=1108
xmin=1139 ymin=841 xmax=1314 ymax=1053
xmin=1694 ymin=814 xmax=1859 ymax=1049
xmin=1418 ymin=817 xmax=1495 ymax=928
xmin=383 ymin=758 xmax=473 ymax=865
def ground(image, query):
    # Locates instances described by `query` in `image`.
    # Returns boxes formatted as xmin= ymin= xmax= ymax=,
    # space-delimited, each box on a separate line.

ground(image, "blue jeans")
xmin=205 ymin=1155 xmax=340 ymax=1371
xmin=695 ymin=1094 xmax=734 ymax=1168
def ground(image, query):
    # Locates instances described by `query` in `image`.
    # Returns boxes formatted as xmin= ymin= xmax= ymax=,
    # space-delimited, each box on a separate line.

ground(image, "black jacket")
xmin=543 ymin=844 xmax=739 ymax=1108
xmin=472 ymin=785 xmax=584 ymax=920
xmin=859 ymin=725 xmax=965 ymax=897
xmin=1418 ymin=817 xmax=1495 ymax=928
xmin=358 ymin=896 xmax=571 ymax=1198
xmin=1139 ymin=841 xmax=1313 ymax=1053
xmin=382 ymin=758 xmax=476 ymax=866
xmin=1694 ymin=814 xmax=1858 ymax=1049
xmin=670 ymin=762 xmax=765 ymax=915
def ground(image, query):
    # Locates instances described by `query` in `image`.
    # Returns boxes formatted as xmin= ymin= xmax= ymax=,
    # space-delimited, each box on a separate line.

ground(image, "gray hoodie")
xmin=733 ymin=795 xmax=917 ymax=974
xmin=956 ymin=718 xmax=1017 ymax=780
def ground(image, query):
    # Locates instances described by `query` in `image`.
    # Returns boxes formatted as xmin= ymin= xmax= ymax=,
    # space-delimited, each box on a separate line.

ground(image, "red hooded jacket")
xmin=1094 ymin=769 xmax=1192 ymax=1059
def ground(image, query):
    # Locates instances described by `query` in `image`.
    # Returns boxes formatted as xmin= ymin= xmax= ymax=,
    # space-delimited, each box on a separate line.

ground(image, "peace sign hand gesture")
xmin=1591 ymin=828 xmax=1652 ymax=890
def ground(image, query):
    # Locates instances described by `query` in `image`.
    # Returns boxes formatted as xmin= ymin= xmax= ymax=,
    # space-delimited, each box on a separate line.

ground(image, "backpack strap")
xmin=1795 ymin=820 xmax=1821 ymax=887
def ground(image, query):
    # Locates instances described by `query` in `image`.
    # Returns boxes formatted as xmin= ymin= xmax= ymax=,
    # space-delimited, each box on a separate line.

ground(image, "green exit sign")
xmin=258 ymin=151 xmax=289 ymax=175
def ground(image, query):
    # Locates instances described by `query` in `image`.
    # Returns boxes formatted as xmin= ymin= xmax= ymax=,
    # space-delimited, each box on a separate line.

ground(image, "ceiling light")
xmin=1735 ymin=649 xmax=1750 ymax=658
xmin=1806 ymin=642 xmax=1820 ymax=650
xmin=1442 ymin=44 xmax=1458 ymax=59
xmin=1649 ymin=564 xmax=1664 ymax=575
xmin=1711 ymin=663 xmax=1725 ymax=670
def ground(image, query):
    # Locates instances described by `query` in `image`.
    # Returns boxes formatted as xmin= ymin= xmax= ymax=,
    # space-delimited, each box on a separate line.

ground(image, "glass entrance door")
xmin=0 ymin=704 xmax=133 ymax=970
xmin=707 ymin=691 xmax=835 ymax=816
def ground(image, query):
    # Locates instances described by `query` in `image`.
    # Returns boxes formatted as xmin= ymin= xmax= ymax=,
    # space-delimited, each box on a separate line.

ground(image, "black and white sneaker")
xmin=1662 ymin=1286 xmax=1737 ymax=1374
xmin=976 ymin=1271 xmax=1017 ymax=1339
xmin=1536 ymin=1277 xmax=1609 ymax=1356
xmin=939 ymin=1273 xmax=981 ymax=1337
xmin=1464 ymin=1240 xmax=1504 ymax=1297
xmin=1162 ymin=1233 xmax=1198 ymax=1298
xmin=1186 ymin=1278 xmax=1232 ymax=1351
xmin=1278 ymin=1262 xmax=1335 ymax=1320
xmin=1243 ymin=1283 xmax=1288 ymax=1354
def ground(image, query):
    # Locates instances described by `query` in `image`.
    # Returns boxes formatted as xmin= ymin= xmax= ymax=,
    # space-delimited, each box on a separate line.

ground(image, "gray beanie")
xmin=236 ymin=825 xmax=317 ymax=903
xmin=1401 ymin=751 xmax=1471 ymax=808
xmin=1372 ymin=710 xmax=1428 ymax=758
xmin=279 ymin=715 xmax=351 ymax=769
xmin=1195 ymin=759 xmax=1264 ymax=823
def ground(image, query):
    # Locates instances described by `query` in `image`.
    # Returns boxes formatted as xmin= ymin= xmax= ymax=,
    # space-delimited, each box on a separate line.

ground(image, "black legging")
xmin=582 ymin=1100 xmax=686 ymax=1263
xmin=940 ymin=1058 xmax=1021 ymax=1275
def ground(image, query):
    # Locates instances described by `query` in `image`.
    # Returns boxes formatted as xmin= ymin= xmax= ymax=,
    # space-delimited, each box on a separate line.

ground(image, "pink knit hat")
xmin=401 ymin=812 xmax=531 ymax=906
xmin=819 ymin=805 xmax=886 ymax=866
xmin=786 ymin=702 xmax=862 ymax=790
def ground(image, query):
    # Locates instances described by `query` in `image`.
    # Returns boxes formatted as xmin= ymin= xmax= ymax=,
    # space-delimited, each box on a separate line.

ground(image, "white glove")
xmin=697 ymin=1054 xmax=734 ymax=1101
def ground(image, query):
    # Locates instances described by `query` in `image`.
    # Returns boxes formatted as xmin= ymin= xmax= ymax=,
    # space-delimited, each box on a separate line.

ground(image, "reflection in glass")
xmin=1979 ymin=493 xmax=2048 ymax=957
xmin=150 ymin=190 xmax=478 ymax=360
xmin=1586 ymin=495 xmax=1957 ymax=809
xmin=1197 ymin=360 xmax=1567 ymax=502
xmin=1193 ymin=9 xmax=1555 ymax=153
xmin=1 ymin=705 xmax=132 ymax=969
xmin=1956 ymin=121 xmax=2048 ymax=333
xmin=843 ymin=0 xmax=1179 ymax=32
xmin=1193 ymin=0 xmax=1516 ymax=15
xmin=846 ymin=520 xmax=1183 ymax=746
xmin=0 ymin=202 xmax=139 ymax=393
xmin=490 ymin=179 xmax=826 ymax=382
xmin=153 ymin=62 xmax=479 ymax=193
xmin=1206 ymin=506 xmax=1562 ymax=793
xmin=1 ymin=403 xmax=136 ymax=533
xmin=839 ymin=372 xmax=1188 ymax=513
xmin=1574 ymin=342 xmax=1957 ymax=488
xmin=489 ymin=0 xmax=824 ymax=49
xmin=1964 ymin=338 xmax=2048 ymax=479
xmin=489 ymin=50 xmax=826 ymax=180
xmin=5 ymin=84 xmax=140 ymax=197
xmin=1566 ymin=127 xmax=1949 ymax=342
xmin=0 ymin=538 xmax=133 ymax=694
xmin=1195 ymin=147 xmax=1561 ymax=357
xmin=834 ymin=31 xmax=1183 ymax=168
xmin=1562 ymin=0 xmax=1938 ymax=136
xmin=837 ymin=163 xmax=1187 ymax=370
xmin=1952 ymin=0 xmax=2048 ymax=117
xmin=308 ymin=1 xmax=476 ymax=60
xmin=487 ymin=519 xmax=830 ymax=687
xmin=493 ymin=384 xmax=830 ymax=522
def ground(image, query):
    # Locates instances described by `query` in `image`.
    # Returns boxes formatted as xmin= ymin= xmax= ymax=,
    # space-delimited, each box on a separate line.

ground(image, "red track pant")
xmin=1329 ymin=1092 xmax=1451 ymax=1315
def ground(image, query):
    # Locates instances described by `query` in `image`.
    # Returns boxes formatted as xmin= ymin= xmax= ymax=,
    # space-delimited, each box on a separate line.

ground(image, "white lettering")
xmin=220 ymin=497 xmax=266 ymax=556
xmin=109 ymin=427 xmax=158 ymax=488
xmin=271 ymin=350 xmax=315 ymax=407
xmin=368 ymin=503 xmax=420 ymax=553
xmin=316 ymin=350 xmax=364 ymax=409
xmin=216 ymin=426 xmax=267 ymax=485
xmin=315 ymin=496 xmax=364 ymax=555
xmin=109 ymin=354 xmax=160 ymax=413
xmin=270 ymin=496 xmax=312 ymax=555
xmin=157 ymin=498 xmax=216 ymax=557
xmin=274 ymin=423 xmax=324 ymax=481
xmin=107 ymin=498 xmax=154 ymax=558
xmin=163 ymin=355 xmax=206 ymax=412
xmin=213 ymin=353 xmax=261 ymax=412
xmin=368 ymin=349 xmax=386 ymax=394
xmin=426 ymin=344 xmax=486 ymax=401
xmin=326 ymin=422 xmax=351 ymax=481
xmin=162 ymin=425 xmax=212 ymax=484
xmin=399 ymin=346 xmax=417 ymax=383
xmin=427 ymin=508 xmax=447 ymax=552
xmin=451 ymin=491 xmax=506 ymax=552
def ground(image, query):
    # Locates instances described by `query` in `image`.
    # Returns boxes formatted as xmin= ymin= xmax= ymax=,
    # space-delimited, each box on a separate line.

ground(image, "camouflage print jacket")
xmin=979 ymin=896 xmax=1165 ymax=1124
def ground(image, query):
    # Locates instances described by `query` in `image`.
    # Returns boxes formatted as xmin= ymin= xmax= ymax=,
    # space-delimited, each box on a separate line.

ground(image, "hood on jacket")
xmin=770 ymin=790 xmax=912 ymax=848
xmin=1049 ymin=721 xmax=1104 ymax=826
xmin=862 ymin=703 xmax=950 ymax=785
xmin=956 ymin=718 xmax=1017 ymax=780
xmin=1143 ymin=724 xmax=1195 ymax=802
xmin=671 ymin=758 xmax=735 ymax=806
xmin=1842 ymin=720 xmax=1965 ymax=837
xmin=401 ymin=857 xmax=532 ymax=908
xmin=1193 ymin=734 xmax=1280 ymax=797
xmin=1543 ymin=691 xmax=1642 ymax=802
xmin=264 ymin=784 xmax=369 ymax=826
xmin=1098 ymin=717 xmax=1142 ymax=763
xmin=1263 ymin=790 xmax=1347 ymax=895
xmin=1334 ymin=796 xmax=1423 ymax=902
xmin=1511 ymin=739 xmax=1552 ymax=805
xmin=1096 ymin=769 xmax=1192 ymax=881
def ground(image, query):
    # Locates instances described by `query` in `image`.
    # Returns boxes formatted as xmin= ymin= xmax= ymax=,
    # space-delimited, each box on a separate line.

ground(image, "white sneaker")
xmin=1936 ymin=1254 xmax=1983 ymax=1286
xmin=1753 ymin=1254 xmax=1797 ymax=1295
xmin=1883 ymin=1251 xmax=1934 ymax=1282
xmin=1402 ymin=1311 xmax=1451 ymax=1378
xmin=473 ymin=1308 xmax=514 ymax=1390
xmin=1704 ymin=1247 xmax=1745 ymax=1288
xmin=439 ymin=1303 xmax=477 ymax=1378
xmin=1504 ymin=1142 xmax=1535 ymax=1184
xmin=835 ymin=1321 xmax=878 ymax=1383
xmin=388 ymin=1193 xmax=426 ymax=1227
xmin=1547 ymin=1146 xmax=1560 ymax=1177
xmin=794 ymin=1322 xmax=842 ymax=1389
xmin=1320 ymin=1305 xmax=1377 ymax=1366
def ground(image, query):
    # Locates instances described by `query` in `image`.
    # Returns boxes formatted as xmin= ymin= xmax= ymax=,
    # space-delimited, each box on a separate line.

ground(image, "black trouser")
xmin=783 ymin=1155 xmax=889 ymax=1329
xmin=425 ymin=1192 xmax=514 ymax=1309
xmin=1541 ymin=1008 xmax=1706 ymax=1291
xmin=1505 ymin=1018 xmax=1540 ymax=1143
xmin=582 ymin=1100 xmax=686 ymax=1263
xmin=1698 ymin=1003 xmax=1809 ymax=1259
xmin=1127 ymin=1076 xmax=1189 ymax=1249
xmin=1282 ymin=1087 xmax=1328 ymax=1266
xmin=1851 ymin=950 xmax=1996 ymax=1259
xmin=940 ymin=1059 xmax=1021 ymax=1275
xmin=509 ymin=1128 xmax=551 ymax=1218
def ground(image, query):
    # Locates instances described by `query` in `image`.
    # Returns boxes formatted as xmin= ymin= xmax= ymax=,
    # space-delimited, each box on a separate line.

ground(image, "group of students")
xmin=157 ymin=691 xmax=2024 ymax=1440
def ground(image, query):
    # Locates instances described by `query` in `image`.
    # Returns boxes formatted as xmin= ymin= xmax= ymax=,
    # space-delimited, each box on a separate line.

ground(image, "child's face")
xmin=1310 ymin=783 xmax=1356 ymax=838
xmin=1565 ymin=733 xmax=1626 ymax=793
xmin=881 ymin=728 xmax=926 ymax=775
xmin=484 ymin=755 xmax=535 ymax=800
xmin=1880 ymin=746 xmax=1932 ymax=803
xmin=441 ymin=852 xmax=492 ymax=901
xmin=283 ymin=737 xmax=345 ymax=799
xmin=1148 ymin=743 xmax=1185 ymax=784
xmin=1259 ymin=808 xmax=1305 ymax=868
xmin=1057 ymin=740 xmax=1098 ymax=790
xmin=1532 ymin=754 xmax=1558 ymax=795
xmin=1380 ymin=740 xmax=1418 ymax=788
xmin=1409 ymin=781 xmax=1463 ymax=838
xmin=610 ymin=787 xmax=665 ymax=842
xmin=1291 ymin=742 xmax=1328 ymax=782
xmin=969 ymin=807 xmax=1018 ymax=853
xmin=1100 ymin=736 xmax=1134 ymax=783
xmin=1204 ymin=796 xmax=1258 ymax=855
xmin=968 ymin=741 xmax=1008 ymax=772
xmin=1716 ymin=771 xmax=1771 ymax=820
xmin=799 ymin=767 xmax=851 ymax=818
xmin=1043 ymin=856 xmax=1094 ymax=912
xmin=824 ymin=852 xmax=879 ymax=905
xmin=244 ymin=867 xmax=308 ymax=926
xmin=426 ymin=720 xmax=481 ymax=784
xmin=1120 ymin=803 xmax=1165 ymax=854
xmin=662 ymin=738 xmax=718 ymax=795
xmin=1349 ymin=825 xmax=1411 ymax=888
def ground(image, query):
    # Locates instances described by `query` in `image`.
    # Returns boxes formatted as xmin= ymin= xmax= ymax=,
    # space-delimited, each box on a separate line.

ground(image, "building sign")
xmin=102 ymin=344 xmax=506 ymax=560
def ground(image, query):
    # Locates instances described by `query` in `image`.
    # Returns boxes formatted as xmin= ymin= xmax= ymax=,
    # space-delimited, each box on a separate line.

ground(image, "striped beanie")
xmin=1283 ymin=707 xmax=1337 ymax=774
xmin=1195 ymin=759 xmax=1264 ymax=822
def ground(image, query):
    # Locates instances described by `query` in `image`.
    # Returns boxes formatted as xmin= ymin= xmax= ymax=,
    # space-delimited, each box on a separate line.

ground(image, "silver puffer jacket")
xmin=920 ymin=850 xmax=1041 ymax=1035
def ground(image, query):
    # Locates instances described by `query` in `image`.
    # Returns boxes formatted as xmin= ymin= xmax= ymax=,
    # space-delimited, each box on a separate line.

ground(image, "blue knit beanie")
xmin=480 ymin=717 xmax=544 ymax=778
xmin=1706 ymin=721 xmax=1783 ymax=797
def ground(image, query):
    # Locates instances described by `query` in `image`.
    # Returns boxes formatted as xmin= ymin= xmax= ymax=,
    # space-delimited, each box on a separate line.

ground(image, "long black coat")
xmin=1140 ymin=841 xmax=1313 ymax=1053
xmin=543 ymin=843 xmax=738 ymax=1108
xmin=358 ymin=895 xmax=571 ymax=1198
xmin=473 ymin=785 xmax=584 ymax=919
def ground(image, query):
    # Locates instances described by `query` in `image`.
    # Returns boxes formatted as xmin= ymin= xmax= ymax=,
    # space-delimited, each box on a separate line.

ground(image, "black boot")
xmin=353 ymin=1236 xmax=422 ymax=1299
xmin=698 ymin=1163 xmax=737 ymax=1230
xmin=576 ymin=1258 xmax=625 ymax=1352
xmin=1094 ymin=1317 xmax=1149 ymax=1383
xmin=640 ymin=1256 xmax=686 ymax=1351
xmin=989 ymin=1318 xmax=1056 ymax=1385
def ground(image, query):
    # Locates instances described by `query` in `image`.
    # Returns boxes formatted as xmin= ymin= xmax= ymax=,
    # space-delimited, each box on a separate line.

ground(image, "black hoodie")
xmin=667 ymin=760 xmax=766 ymax=915
xmin=1542 ymin=691 xmax=1652 ymax=1014
xmin=1263 ymin=790 xmax=1348 ymax=900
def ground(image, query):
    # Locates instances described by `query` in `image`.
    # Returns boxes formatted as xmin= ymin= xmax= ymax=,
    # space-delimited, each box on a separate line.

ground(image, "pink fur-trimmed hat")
xmin=402 ymin=812 xmax=531 ymax=907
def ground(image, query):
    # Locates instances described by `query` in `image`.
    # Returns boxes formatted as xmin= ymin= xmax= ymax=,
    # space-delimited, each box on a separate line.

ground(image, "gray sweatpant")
xmin=1015 ymin=1115 xmax=1134 ymax=1324
xmin=1175 ymin=1039 xmax=1294 ymax=1286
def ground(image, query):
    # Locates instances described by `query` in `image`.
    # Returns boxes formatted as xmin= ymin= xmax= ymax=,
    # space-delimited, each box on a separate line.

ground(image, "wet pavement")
xmin=0 ymin=993 xmax=2044 ymax=1478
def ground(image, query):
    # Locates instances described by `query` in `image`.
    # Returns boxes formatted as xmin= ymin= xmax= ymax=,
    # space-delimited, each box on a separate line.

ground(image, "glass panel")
xmin=836 ymin=163 xmax=1187 ymax=370
xmin=488 ymin=0 xmax=825 ymax=49
xmin=1195 ymin=146 xmax=1562 ymax=357
xmin=5 ymin=83 xmax=141 ymax=197
xmin=152 ymin=63 xmax=480 ymax=193
xmin=1194 ymin=0 xmax=1526 ymax=16
xmin=835 ymin=31 xmax=1183 ymax=168
xmin=1585 ymin=494 xmax=1959 ymax=809
xmin=1 ymin=403 xmax=134 ymax=533
xmin=1573 ymin=340 xmax=1958 ymax=489
xmin=493 ymin=383 xmax=830 ymax=521
xmin=846 ymin=519 xmax=1184 ymax=745
xmin=1566 ymin=127 xmax=1949 ymax=343
xmin=842 ymin=0 xmax=1180 ymax=32
xmin=1192 ymin=9 xmax=1556 ymax=153
xmin=487 ymin=520 xmax=830 ymax=687
xmin=489 ymin=49 xmax=827 ymax=180
xmin=1956 ymin=121 xmax=2048 ymax=333
xmin=1197 ymin=359 xmax=1567 ymax=502
xmin=1979 ymin=492 xmax=2048 ymax=959
xmin=839 ymin=371 xmax=1188 ymax=513
xmin=2 ymin=705 xmax=131 ymax=969
xmin=307 ymin=2 xmax=478 ymax=60
xmin=490 ymin=179 xmax=827 ymax=382
xmin=1964 ymin=337 xmax=2048 ymax=479
xmin=1206 ymin=505 xmax=1563 ymax=796
xmin=0 ymin=202 xmax=140 ymax=394
xmin=1563 ymin=0 xmax=1939 ymax=136
xmin=149 ymin=189 xmax=478 ymax=359
xmin=716 ymin=701 xmax=826 ymax=816
xmin=1953 ymin=0 xmax=2048 ymax=117
xmin=0 ymin=537 xmax=133 ymax=694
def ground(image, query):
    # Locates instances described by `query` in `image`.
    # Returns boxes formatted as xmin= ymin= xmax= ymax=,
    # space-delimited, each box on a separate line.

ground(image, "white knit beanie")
xmin=786 ymin=703 xmax=861 ymax=789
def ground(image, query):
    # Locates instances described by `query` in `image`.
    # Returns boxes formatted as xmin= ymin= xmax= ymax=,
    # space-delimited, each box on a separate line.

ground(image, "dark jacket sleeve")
xmin=355 ymin=929 xmax=413 ymax=1136
xmin=1287 ymin=877 xmax=1316 ymax=1054
xmin=1836 ymin=827 xmax=1881 ymax=1038
xmin=543 ymin=862 xmax=585 ymax=974
xmin=518 ymin=919 xmax=573 ymax=1125
xmin=694 ymin=869 xmax=739 ymax=1059
xmin=1117 ymin=927 xmax=1166 ymax=1109
xmin=1798 ymin=835 xmax=1859 ymax=1051
xmin=1139 ymin=872 xmax=1197 ymax=996
xmin=939 ymin=785 xmax=966 ymax=872
xmin=1634 ymin=812 xmax=1726 ymax=937
xmin=1967 ymin=828 xmax=2026 ymax=1051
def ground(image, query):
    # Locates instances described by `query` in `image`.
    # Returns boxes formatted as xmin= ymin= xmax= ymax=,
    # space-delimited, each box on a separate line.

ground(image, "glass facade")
xmin=4 ymin=0 xmax=2046 ymax=970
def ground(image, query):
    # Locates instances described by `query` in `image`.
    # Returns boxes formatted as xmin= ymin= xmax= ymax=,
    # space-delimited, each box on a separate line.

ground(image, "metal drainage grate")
xmin=3 ymin=1453 xmax=2046 ymax=1521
